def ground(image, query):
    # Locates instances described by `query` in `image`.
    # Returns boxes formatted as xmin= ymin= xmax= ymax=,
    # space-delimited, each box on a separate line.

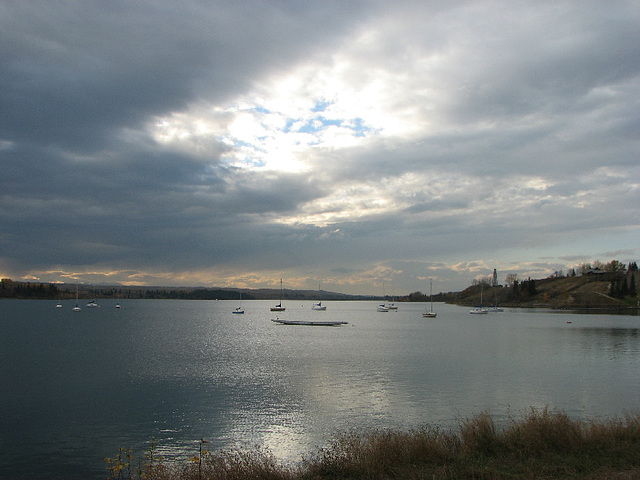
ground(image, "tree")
xmin=508 ymin=279 xmax=520 ymax=299
xmin=472 ymin=276 xmax=491 ymax=286
xmin=505 ymin=273 xmax=518 ymax=288
xmin=605 ymin=260 xmax=626 ymax=274
xmin=620 ymin=277 xmax=629 ymax=297
xmin=629 ymin=274 xmax=637 ymax=297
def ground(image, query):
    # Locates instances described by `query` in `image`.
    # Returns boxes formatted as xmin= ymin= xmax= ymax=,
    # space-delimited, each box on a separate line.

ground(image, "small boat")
xmin=311 ymin=302 xmax=326 ymax=311
xmin=387 ymin=291 xmax=398 ymax=309
xmin=270 ymin=304 xmax=285 ymax=312
xmin=380 ymin=283 xmax=395 ymax=310
xmin=271 ymin=318 xmax=347 ymax=326
xmin=488 ymin=288 xmax=503 ymax=312
xmin=470 ymin=306 xmax=488 ymax=314
xmin=72 ymin=284 xmax=81 ymax=312
xmin=423 ymin=280 xmax=437 ymax=318
xmin=115 ymin=302 xmax=121 ymax=309
xmin=85 ymin=300 xmax=99 ymax=308
xmin=311 ymin=283 xmax=327 ymax=310
xmin=56 ymin=300 xmax=63 ymax=308
xmin=470 ymin=284 xmax=488 ymax=314
xmin=232 ymin=291 xmax=245 ymax=314
xmin=270 ymin=279 xmax=286 ymax=311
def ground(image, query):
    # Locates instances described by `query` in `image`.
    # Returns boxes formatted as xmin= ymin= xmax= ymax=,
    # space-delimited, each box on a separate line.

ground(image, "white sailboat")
xmin=72 ymin=284 xmax=81 ymax=312
xmin=311 ymin=283 xmax=327 ymax=310
xmin=470 ymin=283 xmax=488 ymax=314
xmin=387 ymin=297 xmax=398 ymax=310
xmin=232 ymin=291 xmax=244 ymax=314
xmin=378 ymin=282 xmax=390 ymax=311
xmin=311 ymin=302 xmax=326 ymax=310
xmin=270 ymin=279 xmax=286 ymax=311
xmin=423 ymin=280 xmax=437 ymax=318
xmin=488 ymin=287 xmax=504 ymax=312
xmin=470 ymin=306 xmax=488 ymax=314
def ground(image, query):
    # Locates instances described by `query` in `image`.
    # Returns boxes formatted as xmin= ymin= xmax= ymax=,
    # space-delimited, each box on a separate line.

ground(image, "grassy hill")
xmin=452 ymin=272 xmax=639 ymax=311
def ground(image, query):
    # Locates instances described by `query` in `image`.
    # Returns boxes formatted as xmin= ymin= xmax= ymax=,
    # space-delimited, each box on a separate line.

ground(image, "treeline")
xmin=608 ymin=271 xmax=637 ymax=299
xmin=399 ymin=291 xmax=457 ymax=302
xmin=0 ymin=278 xmax=62 ymax=299
xmin=0 ymin=279 xmax=258 ymax=300
xmin=0 ymin=280 xmax=367 ymax=301
xmin=506 ymin=277 xmax=538 ymax=301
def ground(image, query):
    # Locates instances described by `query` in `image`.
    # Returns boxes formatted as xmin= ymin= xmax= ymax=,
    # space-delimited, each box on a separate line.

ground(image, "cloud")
xmin=1 ymin=1 xmax=639 ymax=294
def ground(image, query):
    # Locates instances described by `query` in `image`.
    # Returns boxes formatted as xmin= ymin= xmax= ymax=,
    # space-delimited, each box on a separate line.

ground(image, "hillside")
xmin=452 ymin=272 xmax=639 ymax=311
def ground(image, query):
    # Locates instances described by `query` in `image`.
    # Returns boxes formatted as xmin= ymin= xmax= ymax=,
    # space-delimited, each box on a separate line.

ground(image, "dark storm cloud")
xmin=0 ymin=0 xmax=369 ymax=273
xmin=0 ymin=1 xmax=369 ymax=150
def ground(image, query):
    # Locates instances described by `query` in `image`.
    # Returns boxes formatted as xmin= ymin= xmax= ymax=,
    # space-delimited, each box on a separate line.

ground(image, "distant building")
xmin=584 ymin=268 xmax=605 ymax=278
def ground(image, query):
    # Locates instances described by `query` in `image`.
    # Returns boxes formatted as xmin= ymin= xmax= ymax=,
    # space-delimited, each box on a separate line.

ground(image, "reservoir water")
xmin=1 ymin=299 xmax=638 ymax=479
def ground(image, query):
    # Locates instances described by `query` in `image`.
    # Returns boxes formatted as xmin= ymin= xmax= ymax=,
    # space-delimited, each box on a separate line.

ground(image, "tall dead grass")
xmin=107 ymin=408 xmax=640 ymax=480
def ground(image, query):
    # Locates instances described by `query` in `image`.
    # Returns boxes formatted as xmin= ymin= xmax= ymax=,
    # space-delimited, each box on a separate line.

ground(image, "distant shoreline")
xmin=2 ymin=271 xmax=638 ymax=311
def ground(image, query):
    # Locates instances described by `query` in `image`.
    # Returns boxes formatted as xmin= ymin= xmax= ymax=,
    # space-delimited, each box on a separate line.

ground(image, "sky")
xmin=1 ymin=1 xmax=639 ymax=295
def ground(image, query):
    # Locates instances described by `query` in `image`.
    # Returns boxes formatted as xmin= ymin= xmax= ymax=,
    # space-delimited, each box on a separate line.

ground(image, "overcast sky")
xmin=1 ymin=1 xmax=638 ymax=295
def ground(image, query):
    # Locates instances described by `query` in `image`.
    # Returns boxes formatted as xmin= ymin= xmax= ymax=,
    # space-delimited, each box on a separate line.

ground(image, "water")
xmin=1 ymin=299 xmax=638 ymax=479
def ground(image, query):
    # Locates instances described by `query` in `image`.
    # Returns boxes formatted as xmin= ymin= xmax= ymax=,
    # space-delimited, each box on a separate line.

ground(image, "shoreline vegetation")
xmin=1 ymin=260 xmax=638 ymax=311
xmin=107 ymin=408 xmax=640 ymax=480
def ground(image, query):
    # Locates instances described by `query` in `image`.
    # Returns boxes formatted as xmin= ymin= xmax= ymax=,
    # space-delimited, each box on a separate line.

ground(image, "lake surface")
xmin=1 ymin=299 xmax=638 ymax=479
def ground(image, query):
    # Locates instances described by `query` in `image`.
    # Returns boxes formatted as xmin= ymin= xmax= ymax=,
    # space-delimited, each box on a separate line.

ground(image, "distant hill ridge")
xmin=0 ymin=279 xmax=378 ymax=301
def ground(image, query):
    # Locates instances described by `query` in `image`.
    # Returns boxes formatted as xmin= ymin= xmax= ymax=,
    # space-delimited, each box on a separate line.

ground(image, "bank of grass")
xmin=107 ymin=408 xmax=640 ymax=480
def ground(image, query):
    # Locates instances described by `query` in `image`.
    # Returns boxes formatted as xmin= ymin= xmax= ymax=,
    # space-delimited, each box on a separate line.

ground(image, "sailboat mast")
xmin=430 ymin=279 xmax=433 ymax=311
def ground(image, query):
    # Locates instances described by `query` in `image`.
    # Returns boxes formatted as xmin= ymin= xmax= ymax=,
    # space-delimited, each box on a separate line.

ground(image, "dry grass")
xmin=107 ymin=408 xmax=640 ymax=480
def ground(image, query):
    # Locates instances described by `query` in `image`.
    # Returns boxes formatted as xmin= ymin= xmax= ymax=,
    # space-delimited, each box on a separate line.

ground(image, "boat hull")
xmin=470 ymin=308 xmax=488 ymax=314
